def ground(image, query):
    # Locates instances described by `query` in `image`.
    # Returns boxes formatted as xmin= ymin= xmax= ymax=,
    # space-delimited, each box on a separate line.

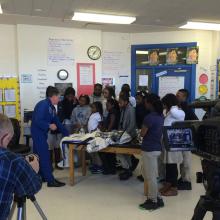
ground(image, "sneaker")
xmin=161 ymin=187 xmax=178 ymax=197
xmin=157 ymin=197 xmax=164 ymax=208
xmin=139 ymin=199 xmax=161 ymax=210
xmin=137 ymin=175 xmax=144 ymax=182
xmin=90 ymin=166 xmax=103 ymax=174
xmin=119 ymin=170 xmax=132 ymax=181
xmin=178 ymin=180 xmax=192 ymax=190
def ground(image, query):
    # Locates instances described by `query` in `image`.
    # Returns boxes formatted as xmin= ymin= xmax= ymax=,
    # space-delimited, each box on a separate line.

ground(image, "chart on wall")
xmin=48 ymin=38 xmax=74 ymax=66
xmin=159 ymin=76 xmax=185 ymax=98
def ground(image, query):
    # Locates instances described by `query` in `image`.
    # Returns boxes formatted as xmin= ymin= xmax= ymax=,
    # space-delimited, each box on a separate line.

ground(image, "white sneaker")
xmin=57 ymin=159 xmax=69 ymax=168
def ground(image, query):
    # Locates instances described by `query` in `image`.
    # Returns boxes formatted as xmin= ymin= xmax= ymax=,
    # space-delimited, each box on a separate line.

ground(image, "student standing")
xmin=118 ymin=94 xmax=137 ymax=180
xmin=58 ymin=87 xmax=78 ymax=133
xmin=31 ymin=87 xmax=68 ymax=187
xmin=160 ymin=94 xmax=185 ymax=196
xmin=121 ymin=84 xmax=136 ymax=107
xmin=139 ymin=94 xmax=164 ymax=210
xmin=71 ymin=95 xmax=91 ymax=133
xmin=88 ymin=102 xmax=103 ymax=174
xmin=90 ymin=83 xmax=104 ymax=103
xmin=99 ymin=98 xmax=120 ymax=175
xmin=135 ymin=91 xmax=149 ymax=129
xmin=176 ymin=89 xmax=198 ymax=190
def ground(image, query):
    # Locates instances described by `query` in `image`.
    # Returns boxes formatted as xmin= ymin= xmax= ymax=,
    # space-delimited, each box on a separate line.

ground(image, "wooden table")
xmin=68 ymin=143 xmax=148 ymax=195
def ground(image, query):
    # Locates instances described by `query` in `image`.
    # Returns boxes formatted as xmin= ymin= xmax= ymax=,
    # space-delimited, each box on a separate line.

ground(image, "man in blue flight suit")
xmin=31 ymin=86 xmax=69 ymax=187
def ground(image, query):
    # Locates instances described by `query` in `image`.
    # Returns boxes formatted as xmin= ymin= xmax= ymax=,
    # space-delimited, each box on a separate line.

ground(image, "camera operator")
xmin=176 ymin=89 xmax=198 ymax=190
xmin=0 ymin=114 xmax=42 ymax=220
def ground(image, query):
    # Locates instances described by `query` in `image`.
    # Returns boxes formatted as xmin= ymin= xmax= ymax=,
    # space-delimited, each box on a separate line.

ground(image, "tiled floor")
xmin=12 ymin=156 xmax=212 ymax=220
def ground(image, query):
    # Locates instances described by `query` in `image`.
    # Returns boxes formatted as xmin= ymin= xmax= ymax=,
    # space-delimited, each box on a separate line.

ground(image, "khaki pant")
xmin=180 ymin=151 xmax=192 ymax=182
xmin=142 ymin=151 xmax=161 ymax=201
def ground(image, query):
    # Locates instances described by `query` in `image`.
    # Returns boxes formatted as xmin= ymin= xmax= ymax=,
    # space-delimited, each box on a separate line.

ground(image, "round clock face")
xmin=87 ymin=46 xmax=101 ymax=60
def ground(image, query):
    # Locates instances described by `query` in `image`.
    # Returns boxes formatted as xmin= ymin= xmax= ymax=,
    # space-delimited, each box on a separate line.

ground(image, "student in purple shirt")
xmin=139 ymin=93 xmax=164 ymax=211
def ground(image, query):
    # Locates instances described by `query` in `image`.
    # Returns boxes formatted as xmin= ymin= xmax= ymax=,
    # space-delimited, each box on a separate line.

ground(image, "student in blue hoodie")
xmin=31 ymin=86 xmax=69 ymax=187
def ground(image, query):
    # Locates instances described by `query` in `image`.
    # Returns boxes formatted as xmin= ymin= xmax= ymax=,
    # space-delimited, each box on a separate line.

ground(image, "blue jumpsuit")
xmin=31 ymin=98 xmax=69 ymax=183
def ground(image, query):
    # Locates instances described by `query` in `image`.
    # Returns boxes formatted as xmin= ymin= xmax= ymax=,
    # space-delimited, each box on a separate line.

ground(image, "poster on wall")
xmin=159 ymin=76 xmax=184 ymax=98
xmin=48 ymin=38 xmax=74 ymax=66
xmin=149 ymin=50 xmax=159 ymax=65
xmin=186 ymin=47 xmax=199 ymax=64
xmin=102 ymin=78 xmax=114 ymax=87
xmin=166 ymin=48 xmax=178 ymax=65
xmin=77 ymin=63 xmax=95 ymax=96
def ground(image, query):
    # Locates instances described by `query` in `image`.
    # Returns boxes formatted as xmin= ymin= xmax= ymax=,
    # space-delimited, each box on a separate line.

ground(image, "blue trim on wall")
xmin=131 ymin=42 xmax=197 ymax=101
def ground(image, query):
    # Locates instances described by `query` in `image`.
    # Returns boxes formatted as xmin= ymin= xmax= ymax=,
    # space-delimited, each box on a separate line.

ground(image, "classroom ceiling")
xmin=0 ymin=0 xmax=220 ymax=33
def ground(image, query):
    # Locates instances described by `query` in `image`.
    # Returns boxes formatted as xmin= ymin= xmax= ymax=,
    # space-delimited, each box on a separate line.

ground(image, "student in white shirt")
xmin=88 ymin=101 xmax=103 ymax=174
xmin=160 ymin=93 xmax=185 ymax=197
xmin=88 ymin=102 xmax=103 ymax=133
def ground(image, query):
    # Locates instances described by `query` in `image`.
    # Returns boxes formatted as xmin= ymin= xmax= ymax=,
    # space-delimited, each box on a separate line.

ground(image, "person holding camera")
xmin=0 ymin=114 xmax=42 ymax=220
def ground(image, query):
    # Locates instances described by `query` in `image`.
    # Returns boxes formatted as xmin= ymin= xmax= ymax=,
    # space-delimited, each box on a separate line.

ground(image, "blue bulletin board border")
xmin=131 ymin=42 xmax=197 ymax=102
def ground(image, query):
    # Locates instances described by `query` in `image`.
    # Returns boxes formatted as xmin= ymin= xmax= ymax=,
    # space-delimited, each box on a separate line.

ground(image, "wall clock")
xmin=87 ymin=46 xmax=101 ymax=60
xmin=57 ymin=69 xmax=69 ymax=80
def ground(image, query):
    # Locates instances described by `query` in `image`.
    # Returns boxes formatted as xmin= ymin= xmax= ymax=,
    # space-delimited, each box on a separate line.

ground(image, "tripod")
xmin=191 ymin=195 xmax=220 ymax=220
xmin=8 ymin=195 xmax=47 ymax=220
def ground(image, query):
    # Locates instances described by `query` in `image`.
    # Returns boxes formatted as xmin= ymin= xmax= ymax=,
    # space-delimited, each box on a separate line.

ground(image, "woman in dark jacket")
xmin=57 ymin=87 xmax=78 ymax=133
xmin=99 ymin=98 xmax=120 ymax=175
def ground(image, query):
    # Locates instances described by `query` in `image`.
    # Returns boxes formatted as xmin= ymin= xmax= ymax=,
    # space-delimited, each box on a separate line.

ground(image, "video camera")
xmin=163 ymin=114 xmax=220 ymax=219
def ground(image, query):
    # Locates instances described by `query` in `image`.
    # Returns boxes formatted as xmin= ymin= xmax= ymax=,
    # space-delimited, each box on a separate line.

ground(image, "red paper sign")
xmin=77 ymin=63 xmax=95 ymax=96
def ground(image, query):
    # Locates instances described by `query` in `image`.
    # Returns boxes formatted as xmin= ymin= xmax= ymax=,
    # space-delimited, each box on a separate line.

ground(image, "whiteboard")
xmin=48 ymin=38 xmax=74 ymax=66
xmin=159 ymin=76 xmax=184 ymax=98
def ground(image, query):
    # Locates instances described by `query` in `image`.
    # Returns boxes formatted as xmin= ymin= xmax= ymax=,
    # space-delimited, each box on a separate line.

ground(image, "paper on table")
xmin=159 ymin=76 xmax=184 ymax=98
xmin=79 ymin=65 xmax=93 ymax=85
xmin=4 ymin=105 xmax=16 ymax=118
xmin=139 ymin=75 xmax=148 ymax=86
xmin=4 ymin=89 xmax=16 ymax=102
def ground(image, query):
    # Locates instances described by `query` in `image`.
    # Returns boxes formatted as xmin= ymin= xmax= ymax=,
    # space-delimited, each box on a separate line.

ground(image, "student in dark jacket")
xmin=58 ymin=87 xmax=78 ymax=127
xmin=99 ymin=99 xmax=120 ymax=175
xmin=136 ymin=91 xmax=149 ymax=129
xmin=176 ymin=89 xmax=198 ymax=190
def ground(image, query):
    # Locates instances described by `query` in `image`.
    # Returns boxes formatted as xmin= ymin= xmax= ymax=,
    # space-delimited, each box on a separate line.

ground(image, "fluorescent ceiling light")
xmin=72 ymin=12 xmax=136 ymax=24
xmin=0 ymin=4 xmax=3 ymax=14
xmin=136 ymin=50 xmax=149 ymax=55
xmin=180 ymin=21 xmax=220 ymax=31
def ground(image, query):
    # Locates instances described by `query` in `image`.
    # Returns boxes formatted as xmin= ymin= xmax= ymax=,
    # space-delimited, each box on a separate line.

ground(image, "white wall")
xmin=0 ymin=24 xmax=17 ymax=76
xmin=17 ymin=25 xmax=102 ymax=113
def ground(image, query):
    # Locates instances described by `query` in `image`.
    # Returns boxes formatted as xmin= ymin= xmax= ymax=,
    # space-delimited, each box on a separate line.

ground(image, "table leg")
xmin=82 ymin=148 xmax=87 ymax=176
xmin=144 ymin=180 xmax=148 ymax=196
xmin=69 ymin=145 xmax=75 ymax=186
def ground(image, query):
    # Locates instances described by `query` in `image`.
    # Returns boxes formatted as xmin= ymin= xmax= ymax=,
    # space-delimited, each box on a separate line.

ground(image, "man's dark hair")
xmin=94 ymin=83 xmax=102 ymax=89
xmin=79 ymin=95 xmax=90 ymax=105
xmin=46 ymin=86 xmax=59 ymax=98
xmin=161 ymin=93 xmax=179 ymax=111
xmin=178 ymin=89 xmax=189 ymax=98
xmin=105 ymin=86 xmax=116 ymax=99
xmin=121 ymin=84 xmax=131 ymax=93
xmin=64 ymin=87 xmax=75 ymax=97
xmin=144 ymin=93 xmax=163 ymax=115
xmin=92 ymin=101 xmax=103 ymax=116
xmin=119 ymin=93 xmax=129 ymax=103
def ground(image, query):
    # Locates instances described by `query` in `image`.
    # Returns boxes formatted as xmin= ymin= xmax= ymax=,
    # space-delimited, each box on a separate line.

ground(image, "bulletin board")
xmin=77 ymin=63 xmax=95 ymax=96
xmin=0 ymin=77 xmax=21 ymax=121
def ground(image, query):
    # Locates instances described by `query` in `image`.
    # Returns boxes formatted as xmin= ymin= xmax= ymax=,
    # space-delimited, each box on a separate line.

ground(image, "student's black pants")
xmin=99 ymin=152 xmax=116 ymax=173
xmin=166 ymin=163 xmax=178 ymax=187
